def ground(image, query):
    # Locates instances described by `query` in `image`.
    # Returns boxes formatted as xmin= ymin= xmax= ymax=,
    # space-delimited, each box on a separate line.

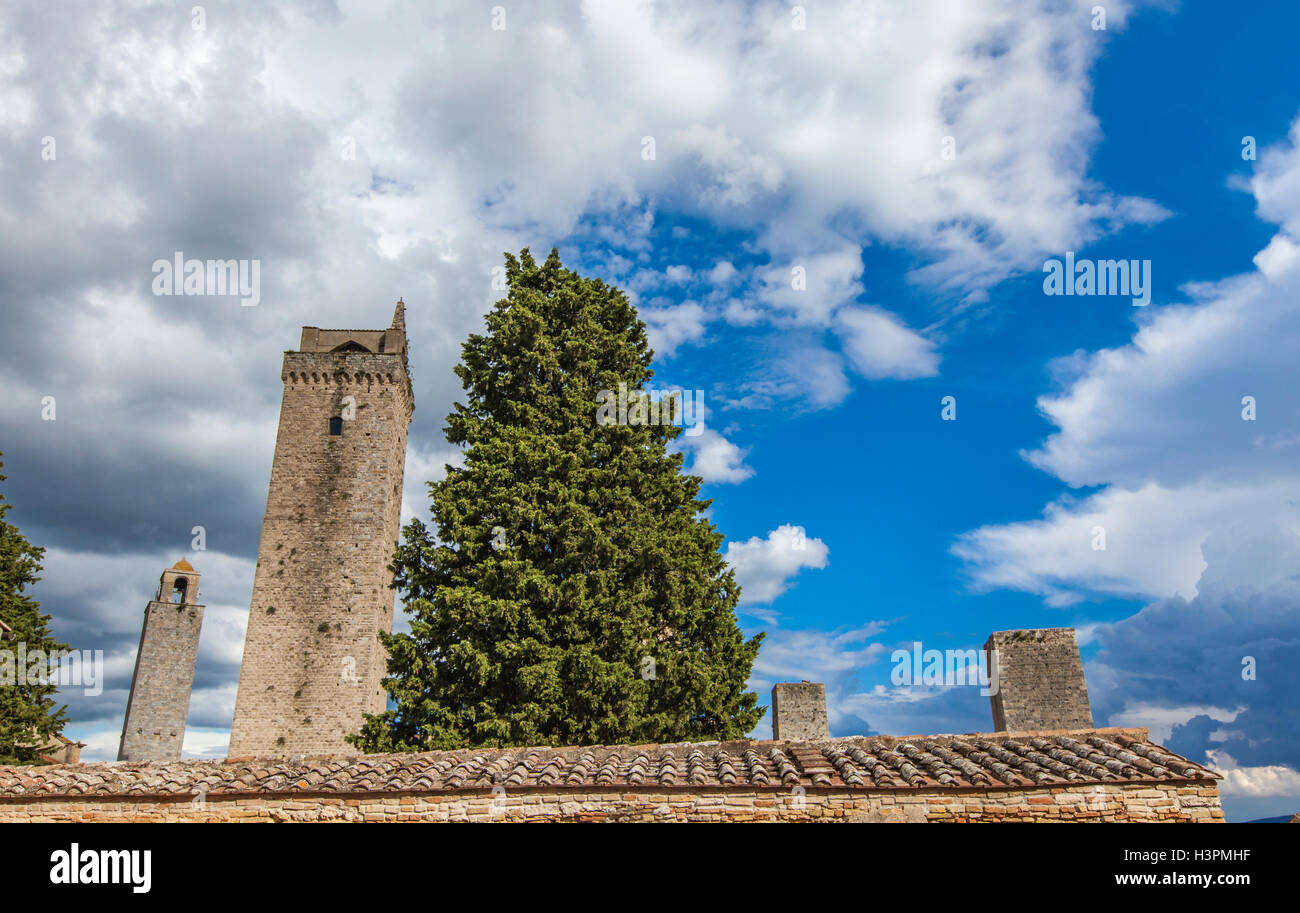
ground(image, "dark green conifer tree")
xmin=0 ymin=455 xmax=71 ymax=764
xmin=354 ymin=249 xmax=763 ymax=751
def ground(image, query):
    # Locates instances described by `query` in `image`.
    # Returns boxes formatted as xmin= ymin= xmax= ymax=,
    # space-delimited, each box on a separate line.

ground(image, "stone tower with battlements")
xmin=119 ymin=560 xmax=205 ymax=761
xmin=228 ymin=302 xmax=413 ymax=758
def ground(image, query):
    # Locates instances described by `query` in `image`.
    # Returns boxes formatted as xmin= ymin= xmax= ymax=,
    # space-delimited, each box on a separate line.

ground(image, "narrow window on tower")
xmin=329 ymin=416 xmax=343 ymax=436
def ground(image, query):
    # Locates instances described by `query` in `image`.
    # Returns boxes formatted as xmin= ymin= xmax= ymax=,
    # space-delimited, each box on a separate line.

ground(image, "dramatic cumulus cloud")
xmin=0 ymin=0 xmax=1162 ymax=755
xmin=955 ymin=117 xmax=1300 ymax=601
xmin=953 ymin=117 xmax=1300 ymax=809
xmin=1080 ymin=528 xmax=1300 ymax=786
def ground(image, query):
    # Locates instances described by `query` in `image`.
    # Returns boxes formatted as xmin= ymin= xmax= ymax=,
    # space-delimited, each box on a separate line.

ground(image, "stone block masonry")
xmin=771 ymin=682 xmax=829 ymax=740
xmin=118 ymin=561 xmax=205 ymax=761
xmin=986 ymin=628 xmax=1093 ymax=732
xmin=0 ymin=782 xmax=1224 ymax=823
xmin=228 ymin=303 xmax=413 ymax=758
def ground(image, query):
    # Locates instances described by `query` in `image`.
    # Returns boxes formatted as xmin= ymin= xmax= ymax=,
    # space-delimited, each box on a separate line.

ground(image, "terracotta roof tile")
xmin=0 ymin=727 xmax=1219 ymax=800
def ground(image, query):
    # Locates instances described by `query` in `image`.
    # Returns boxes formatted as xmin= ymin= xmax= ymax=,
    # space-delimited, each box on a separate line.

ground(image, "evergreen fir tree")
xmin=0 ymin=454 xmax=71 ymax=764
xmin=354 ymin=249 xmax=763 ymax=751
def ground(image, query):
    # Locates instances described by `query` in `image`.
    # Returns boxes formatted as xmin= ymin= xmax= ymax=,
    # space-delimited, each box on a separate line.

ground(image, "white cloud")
xmin=252 ymin=0 xmax=1162 ymax=395
xmin=680 ymin=426 xmax=754 ymax=484
xmin=726 ymin=524 xmax=829 ymax=606
xmin=63 ymin=724 xmax=230 ymax=764
xmin=836 ymin=306 xmax=940 ymax=380
xmin=1026 ymin=262 xmax=1300 ymax=492
xmin=751 ymin=625 xmax=890 ymax=687
xmin=1206 ymin=751 xmax=1300 ymax=798
xmin=754 ymin=246 xmax=864 ymax=326
xmin=747 ymin=624 xmax=890 ymax=738
xmin=953 ymin=479 xmax=1300 ymax=601
xmin=1066 ymin=528 xmax=1300 ymax=795
xmin=707 ymin=261 xmax=737 ymax=284
xmin=835 ymin=683 xmax=986 ymax=741
xmin=182 ymin=726 xmax=235 ymax=761
xmin=64 ymin=727 xmax=123 ymax=764
xmin=728 ymin=342 xmax=853 ymax=411
xmin=1250 ymin=116 xmax=1300 ymax=239
xmin=642 ymin=300 xmax=708 ymax=358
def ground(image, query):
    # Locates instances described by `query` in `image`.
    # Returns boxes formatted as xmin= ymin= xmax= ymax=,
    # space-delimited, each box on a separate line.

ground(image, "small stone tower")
xmin=771 ymin=682 xmax=830 ymax=740
xmin=985 ymin=627 xmax=1093 ymax=732
xmin=118 ymin=560 xmax=205 ymax=761
xmin=229 ymin=303 xmax=413 ymax=758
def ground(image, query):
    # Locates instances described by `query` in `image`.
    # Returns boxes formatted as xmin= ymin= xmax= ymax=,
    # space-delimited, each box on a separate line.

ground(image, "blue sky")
xmin=2 ymin=1 xmax=1298 ymax=822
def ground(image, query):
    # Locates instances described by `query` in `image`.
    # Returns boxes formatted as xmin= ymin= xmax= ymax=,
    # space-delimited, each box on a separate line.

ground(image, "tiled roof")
xmin=0 ymin=728 xmax=1218 ymax=799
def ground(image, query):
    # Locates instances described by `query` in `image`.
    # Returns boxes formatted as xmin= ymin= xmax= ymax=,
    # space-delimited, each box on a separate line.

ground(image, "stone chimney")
xmin=984 ymin=627 xmax=1093 ymax=732
xmin=771 ymin=682 xmax=829 ymax=740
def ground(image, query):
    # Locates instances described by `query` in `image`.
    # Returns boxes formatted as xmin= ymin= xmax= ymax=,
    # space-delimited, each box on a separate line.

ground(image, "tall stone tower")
xmin=229 ymin=303 xmax=413 ymax=758
xmin=984 ymin=627 xmax=1094 ymax=732
xmin=119 ymin=560 xmax=205 ymax=761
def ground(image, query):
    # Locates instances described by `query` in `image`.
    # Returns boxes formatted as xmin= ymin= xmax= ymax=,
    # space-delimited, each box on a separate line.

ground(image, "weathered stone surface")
xmin=118 ymin=561 xmax=205 ymax=762
xmin=228 ymin=303 xmax=413 ymax=758
xmin=771 ymin=682 xmax=829 ymax=740
xmin=0 ymin=780 xmax=1222 ymax=823
xmin=986 ymin=628 xmax=1093 ymax=732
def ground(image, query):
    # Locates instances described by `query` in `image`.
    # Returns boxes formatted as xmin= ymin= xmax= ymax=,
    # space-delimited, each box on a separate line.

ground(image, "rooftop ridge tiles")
xmin=208 ymin=727 xmax=1150 ymax=764
xmin=0 ymin=727 xmax=1220 ymax=798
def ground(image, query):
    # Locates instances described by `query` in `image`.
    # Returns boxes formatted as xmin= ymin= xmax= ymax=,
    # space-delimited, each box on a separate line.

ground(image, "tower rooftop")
xmin=298 ymin=301 xmax=408 ymax=356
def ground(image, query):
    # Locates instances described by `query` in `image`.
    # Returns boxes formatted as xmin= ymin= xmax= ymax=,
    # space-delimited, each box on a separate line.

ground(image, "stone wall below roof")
xmin=0 ymin=781 xmax=1223 ymax=823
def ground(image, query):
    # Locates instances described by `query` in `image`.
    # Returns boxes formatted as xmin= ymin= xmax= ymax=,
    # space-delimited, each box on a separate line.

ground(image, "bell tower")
xmin=229 ymin=302 xmax=413 ymax=758
xmin=118 ymin=559 xmax=205 ymax=761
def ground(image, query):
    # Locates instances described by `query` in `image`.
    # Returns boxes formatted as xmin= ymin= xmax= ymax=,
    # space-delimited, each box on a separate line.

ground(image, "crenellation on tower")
xmin=118 ymin=559 xmax=205 ymax=762
xmin=228 ymin=302 xmax=413 ymax=758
